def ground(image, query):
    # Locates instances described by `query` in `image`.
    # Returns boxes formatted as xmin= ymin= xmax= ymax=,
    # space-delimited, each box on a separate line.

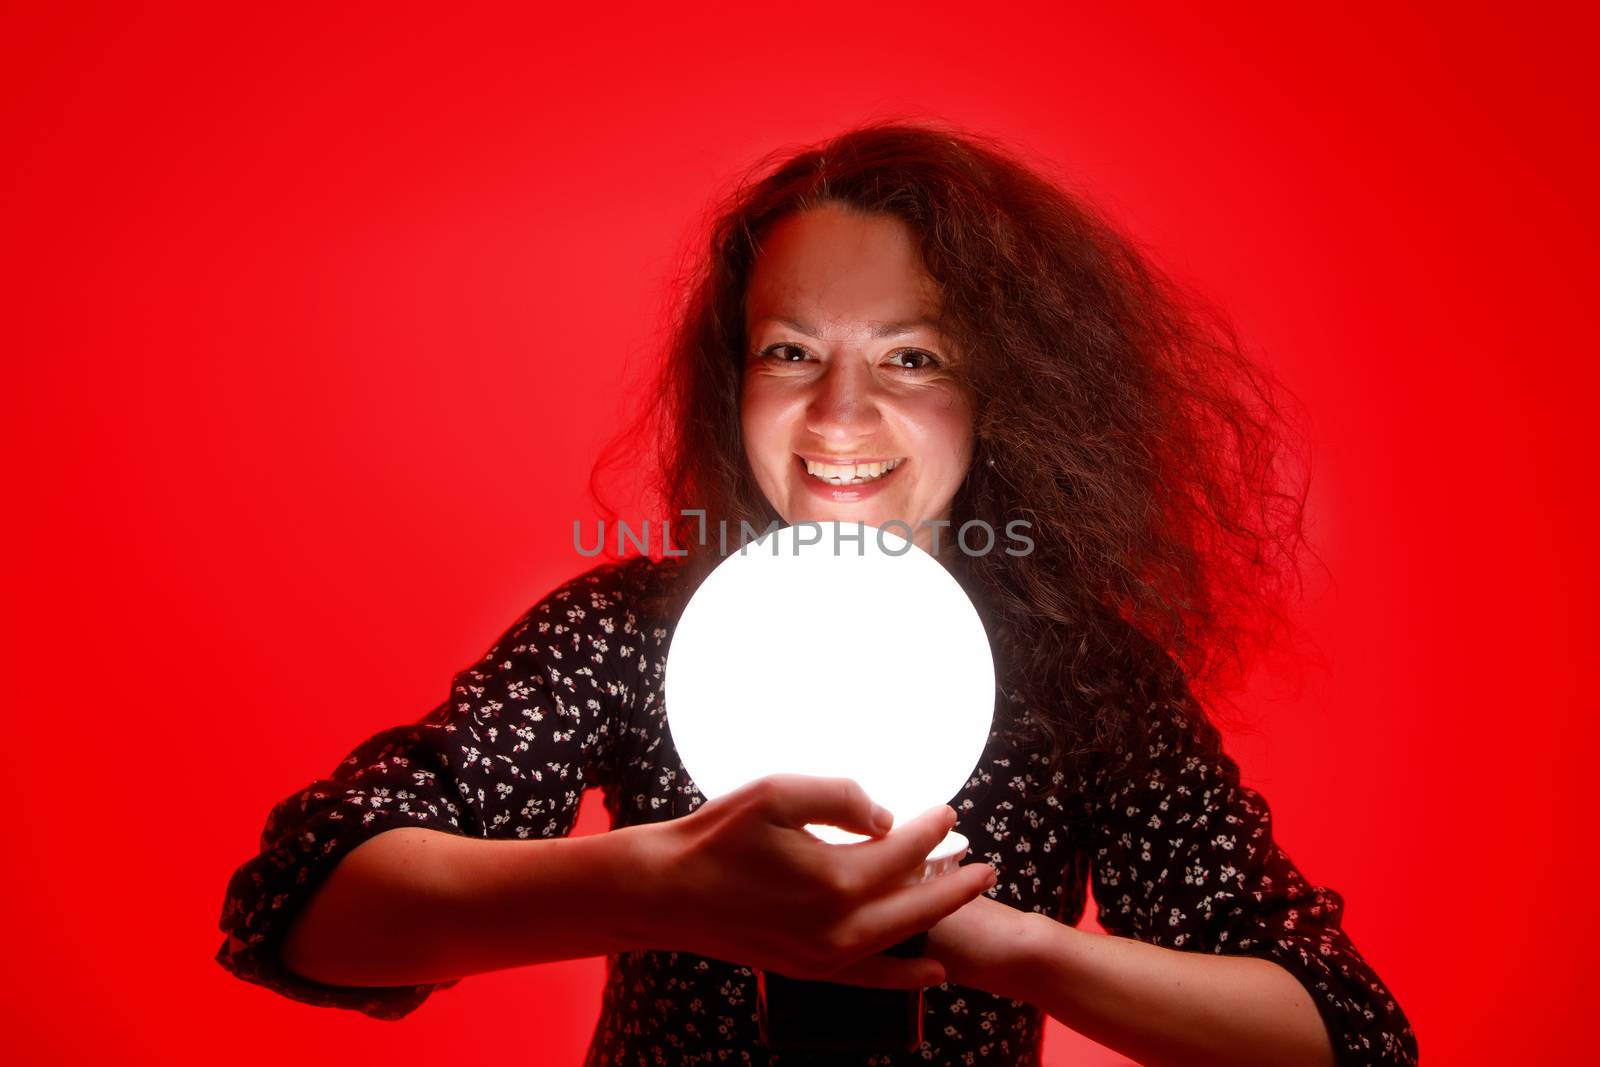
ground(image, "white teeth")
xmin=803 ymin=457 xmax=904 ymax=485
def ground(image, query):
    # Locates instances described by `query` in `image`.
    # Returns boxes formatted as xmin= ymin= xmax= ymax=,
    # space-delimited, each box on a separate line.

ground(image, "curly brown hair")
xmin=592 ymin=118 xmax=1320 ymax=808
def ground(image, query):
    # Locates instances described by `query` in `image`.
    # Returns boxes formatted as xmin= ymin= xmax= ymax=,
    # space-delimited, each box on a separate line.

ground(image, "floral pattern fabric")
xmin=216 ymin=555 xmax=1417 ymax=1065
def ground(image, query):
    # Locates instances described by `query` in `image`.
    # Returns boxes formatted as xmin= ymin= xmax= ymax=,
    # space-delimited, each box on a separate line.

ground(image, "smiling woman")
xmin=216 ymin=121 xmax=1418 ymax=1066
xmin=740 ymin=205 xmax=975 ymax=550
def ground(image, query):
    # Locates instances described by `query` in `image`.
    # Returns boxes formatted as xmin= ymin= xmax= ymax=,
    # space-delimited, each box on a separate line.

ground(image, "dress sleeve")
xmin=214 ymin=558 xmax=652 ymax=1019
xmin=1085 ymin=670 xmax=1419 ymax=1066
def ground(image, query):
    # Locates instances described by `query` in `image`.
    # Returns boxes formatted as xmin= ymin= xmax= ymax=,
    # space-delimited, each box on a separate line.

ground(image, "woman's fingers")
xmin=837 ymin=803 xmax=958 ymax=893
xmin=840 ymin=860 xmax=996 ymax=960
xmin=755 ymin=773 xmax=891 ymax=838
xmin=670 ymin=774 xmax=986 ymax=983
xmin=754 ymin=776 xmax=964 ymax=902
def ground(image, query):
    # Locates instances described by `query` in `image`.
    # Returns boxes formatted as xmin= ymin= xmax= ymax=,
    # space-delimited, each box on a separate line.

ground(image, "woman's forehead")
xmin=749 ymin=312 xmax=945 ymax=343
xmin=744 ymin=291 xmax=950 ymax=342
xmin=745 ymin=219 xmax=943 ymax=334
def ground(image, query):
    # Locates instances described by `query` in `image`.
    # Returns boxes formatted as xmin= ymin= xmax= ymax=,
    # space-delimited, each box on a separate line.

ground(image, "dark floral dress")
xmin=216 ymin=555 xmax=1418 ymax=1065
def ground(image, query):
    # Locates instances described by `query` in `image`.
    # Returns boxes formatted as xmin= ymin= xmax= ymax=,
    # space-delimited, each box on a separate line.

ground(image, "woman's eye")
xmin=755 ymin=343 xmax=941 ymax=370
xmin=889 ymin=349 xmax=940 ymax=371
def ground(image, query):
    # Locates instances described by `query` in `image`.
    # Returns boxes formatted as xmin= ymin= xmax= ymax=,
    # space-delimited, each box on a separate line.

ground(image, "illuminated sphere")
xmin=664 ymin=522 xmax=995 ymax=854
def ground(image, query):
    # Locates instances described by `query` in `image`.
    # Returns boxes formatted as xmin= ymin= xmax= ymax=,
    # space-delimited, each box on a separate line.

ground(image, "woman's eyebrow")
xmin=754 ymin=315 xmax=942 ymax=339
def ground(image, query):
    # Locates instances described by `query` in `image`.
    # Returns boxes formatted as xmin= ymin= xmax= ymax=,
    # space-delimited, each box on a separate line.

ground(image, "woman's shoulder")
xmin=571 ymin=551 xmax=685 ymax=595
xmin=468 ymin=555 xmax=685 ymax=684
xmin=530 ymin=553 xmax=687 ymax=628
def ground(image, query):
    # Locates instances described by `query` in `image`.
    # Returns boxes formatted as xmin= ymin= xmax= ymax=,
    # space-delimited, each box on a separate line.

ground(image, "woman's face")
xmin=741 ymin=203 xmax=975 ymax=556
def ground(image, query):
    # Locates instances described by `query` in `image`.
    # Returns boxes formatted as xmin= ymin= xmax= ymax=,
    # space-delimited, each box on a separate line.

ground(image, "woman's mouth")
xmin=794 ymin=454 xmax=906 ymax=504
xmin=802 ymin=456 xmax=906 ymax=486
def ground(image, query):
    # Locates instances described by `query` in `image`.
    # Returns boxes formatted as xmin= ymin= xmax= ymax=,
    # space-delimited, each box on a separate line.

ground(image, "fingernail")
xmin=871 ymin=804 xmax=894 ymax=833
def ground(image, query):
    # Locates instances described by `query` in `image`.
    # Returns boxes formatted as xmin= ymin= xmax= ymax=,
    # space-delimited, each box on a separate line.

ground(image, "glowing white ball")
xmin=664 ymin=522 xmax=995 ymax=857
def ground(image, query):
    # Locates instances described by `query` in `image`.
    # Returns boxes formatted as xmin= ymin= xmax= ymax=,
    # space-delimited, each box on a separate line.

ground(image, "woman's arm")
xmin=1010 ymin=912 xmax=1333 ymax=1067
xmin=278 ymin=823 xmax=663 ymax=986
xmin=1081 ymin=685 xmax=1414 ymax=1063
xmin=282 ymin=779 xmax=992 ymax=990
xmin=925 ymin=665 xmax=1417 ymax=1065
xmin=217 ymin=560 xmax=662 ymax=1016
xmin=924 ymin=893 xmax=1331 ymax=1066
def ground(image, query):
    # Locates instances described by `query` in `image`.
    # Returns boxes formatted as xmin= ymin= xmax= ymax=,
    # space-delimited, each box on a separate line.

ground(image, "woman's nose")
xmin=804 ymin=359 xmax=883 ymax=442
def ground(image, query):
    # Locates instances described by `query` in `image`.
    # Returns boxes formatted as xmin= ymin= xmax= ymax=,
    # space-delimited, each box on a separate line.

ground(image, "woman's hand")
xmin=920 ymin=891 xmax=1042 ymax=1000
xmin=642 ymin=773 xmax=998 ymax=990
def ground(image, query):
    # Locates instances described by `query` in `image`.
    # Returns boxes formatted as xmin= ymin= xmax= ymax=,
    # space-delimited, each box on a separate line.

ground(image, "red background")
xmin=4 ymin=3 xmax=1593 ymax=1063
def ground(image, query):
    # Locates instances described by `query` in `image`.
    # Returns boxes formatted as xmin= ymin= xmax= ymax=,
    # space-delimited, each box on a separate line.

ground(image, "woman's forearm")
xmin=1005 ymin=914 xmax=1335 ymax=1067
xmin=278 ymin=824 xmax=665 ymax=987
